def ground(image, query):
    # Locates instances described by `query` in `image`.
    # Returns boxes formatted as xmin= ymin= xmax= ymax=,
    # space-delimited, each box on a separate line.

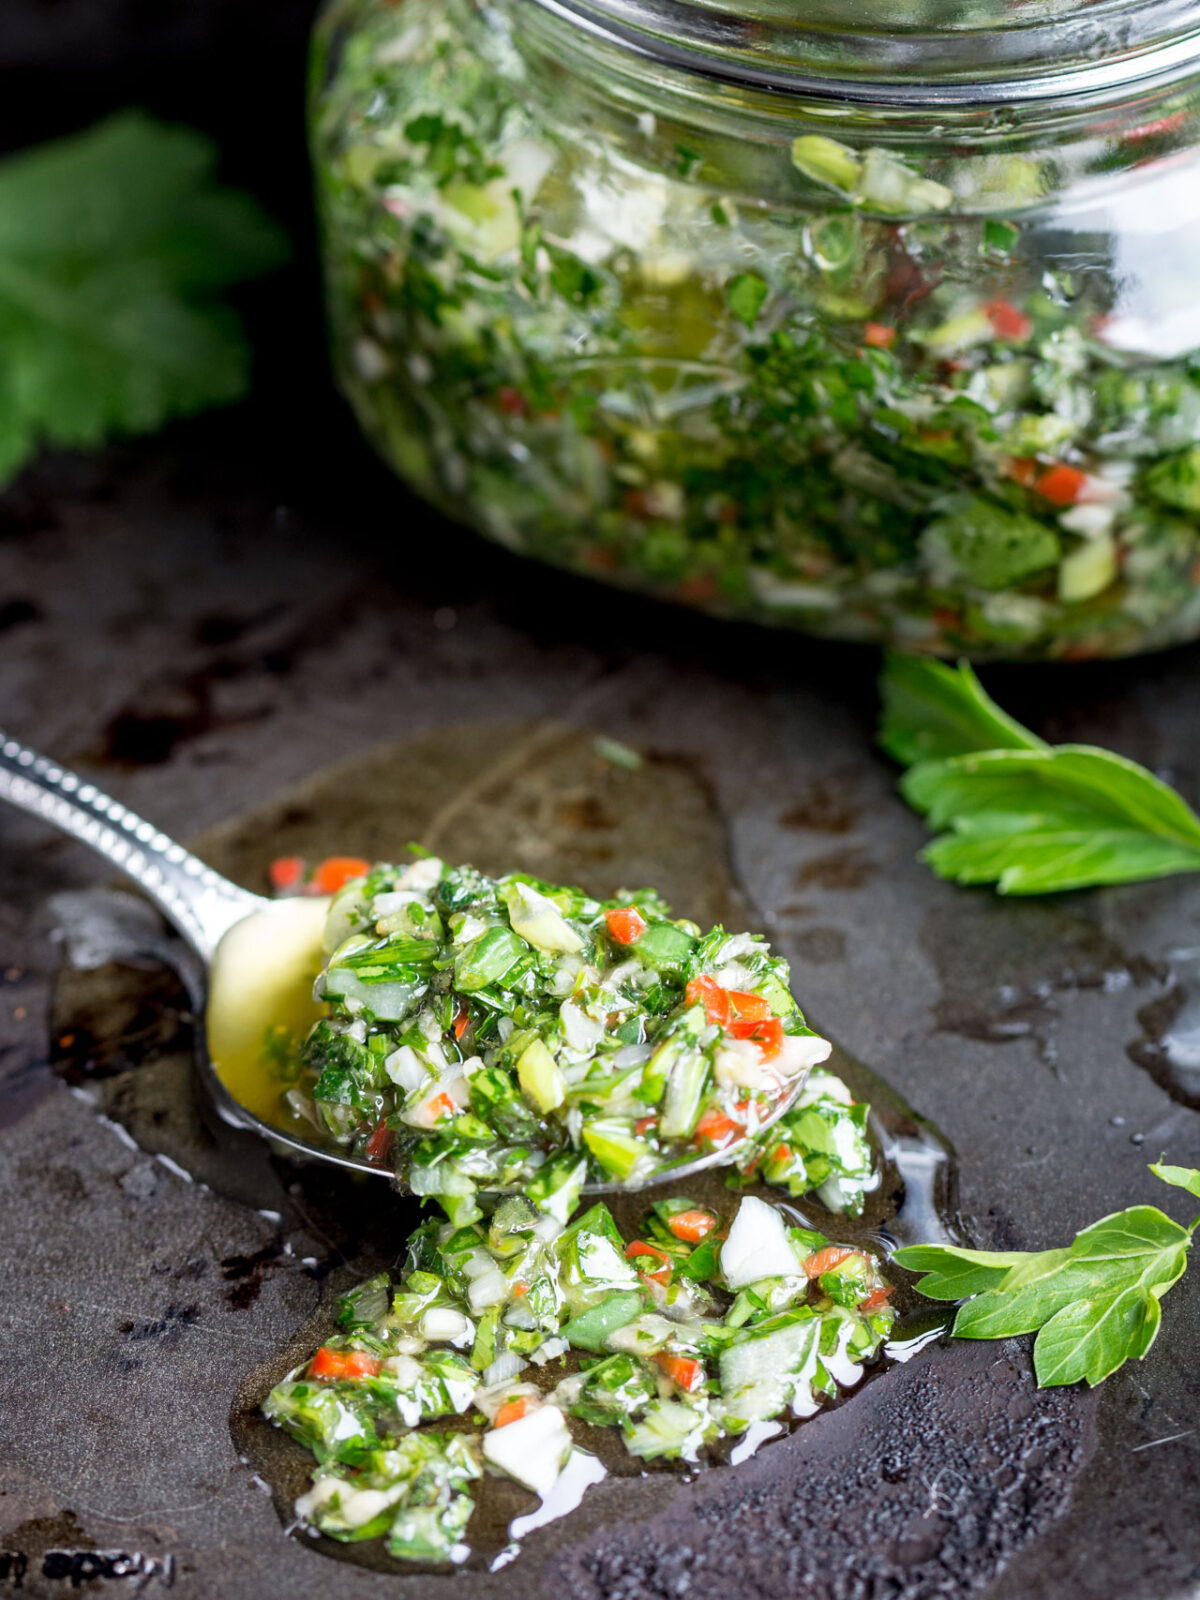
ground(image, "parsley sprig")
xmin=0 ymin=111 xmax=288 ymax=486
xmin=895 ymin=1163 xmax=1200 ymax=1387
xmin=880 ymin=653 xmax=1200 ymax=894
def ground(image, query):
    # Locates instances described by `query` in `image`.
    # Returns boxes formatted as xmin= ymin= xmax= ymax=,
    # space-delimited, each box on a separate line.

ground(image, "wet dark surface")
xmin=3 ymin=2 xmax=1200 ymax=1596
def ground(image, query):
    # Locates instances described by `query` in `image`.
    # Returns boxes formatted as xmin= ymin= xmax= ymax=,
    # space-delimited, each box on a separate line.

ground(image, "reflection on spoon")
xmin=206 ymin=896 xmax=330 ymax=1126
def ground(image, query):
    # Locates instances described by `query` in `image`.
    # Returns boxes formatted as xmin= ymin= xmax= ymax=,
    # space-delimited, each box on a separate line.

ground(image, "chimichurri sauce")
xmin=263 ymin=1188 xmax=898 ymax=1565
xmin=218 ymin=856 xmax=875 ymax=1224
xmin=311 ymin=0 xmax=1200 ymax=659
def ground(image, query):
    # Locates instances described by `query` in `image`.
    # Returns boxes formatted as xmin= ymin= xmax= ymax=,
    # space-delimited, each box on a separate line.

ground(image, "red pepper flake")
xmin=654 ymin=1352 xmax=703 ymax=1391
xmin=727 ymin=990 xmax=771 ymax=1022
xmin=685 ymin=975 xmax=731 ymax=1028
xmin=693 ymin=1107 xmax=742 ymax=1146
xmin=803 ymin=1245 xmax=856 ymax=1279
xmin=310 ymin=856 xmax=371 ymax=895
xmin=308 ymin=1346 xmax=381 ymax=1381
xmin=496 ymin=385 xmax=529 ymax=417
xmin=269 ymin=855 xmax=305 ymax=892
xmin=605 ymin=906 xmax=648 ymax=945
xmin=1005 ymin=456 xmax=1040 ymax=489
xmin=625 ymin=1239 xmax=672 ymax=1286
xmin=1035 ymin=463 xmax=1088 ymax=506
xmin=863 ymin=321 xmax=896 ymax=350
xmin=984 ymin=299 xmax=1033 ymax=342
xmin=667 ymin=1209 xmax=717 ymax=1243
xmin=858 ymin=1286 xmax=893 ymax=1313
xmin=625 ymin=1239 xmax=671 ymax=1265
xmin=365 ymin=1120 xmax=394 ymax=1163
xmin=730 ymin=1015 xmax=784 ymax=1058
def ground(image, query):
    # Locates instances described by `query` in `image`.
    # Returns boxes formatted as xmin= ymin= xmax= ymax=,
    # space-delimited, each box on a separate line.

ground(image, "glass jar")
xmin=309 ymin=0 xmax=1200 ymax=659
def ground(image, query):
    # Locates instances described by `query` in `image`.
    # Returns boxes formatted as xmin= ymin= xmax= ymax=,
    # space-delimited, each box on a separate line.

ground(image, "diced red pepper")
xmin=625 ymin=1239 xmax=671 ymax=1265
xmin=859 ymin=1286 xmax=893 ymax=1312
xmin=693 ymin=1107 xmax=742 ymax=1145
xmin=365 ymin=1120 xmax=393 ymax=1163
xmin=605 ymin=906 xmax=648 ymax=945
xmin=863 ymin=321 xmax=896 ymax=350
xmin=685 ymin=975 xmax=731 ymax=1028
xmin=1005 ymin=456 xmax=1039 ymax=489
xmin=496 ymin=385 xmax=529 ymax=418
xmin=494 ymin=1396 xmax=531 ymax=1427
xmin=727 ymin=990 xmax=771 ymax=1022
xmin=626 ymin=1239 xmax=672 ymax=1285
xmin=803 ymin=1245 xmax=856 ymax=1280
xmin=730 ymin=1016 xmax=784 ymax=1059
xmin=426 ymin=1091 xmax=457 ymax=1122
xmin=269 ymin=855 xmax=305 ymax=892
xmin=635 ymin=1115 xmax=658 ymax=1136
xmin=770 ymin=1143 xmax=792 ymax=1165
xmin=453 ymin=1003 xmax=470 ymax=1040
xmin=654 ymin=1352 xmax=703 ymax=1392
xmin=308 ymin=1346 xmax=381 ymax=1381
xmin=511 ymin=1281 xmax=529 ymax=1298
xmin=310 ymin=856 xmax=371 ymax=895
xmin=984 ymin=299 xmax=1033 ymax=342
xmin=667 ymin=1209 xmax=717 ymax=1243
xmin=1035 ymin=463 xmax=1087 ymax=507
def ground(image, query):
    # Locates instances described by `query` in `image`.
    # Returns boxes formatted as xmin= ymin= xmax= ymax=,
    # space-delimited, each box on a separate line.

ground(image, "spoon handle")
xmin=0 ymin=728 xmax=261 ymax=960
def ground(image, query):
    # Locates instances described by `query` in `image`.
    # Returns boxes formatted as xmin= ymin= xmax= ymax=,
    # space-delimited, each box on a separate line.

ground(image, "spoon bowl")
xmin=0 ymin=728 xmax=810 ymax=1192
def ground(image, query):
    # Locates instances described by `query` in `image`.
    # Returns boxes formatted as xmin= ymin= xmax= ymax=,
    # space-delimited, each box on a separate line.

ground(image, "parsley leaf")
xmin=894 ymin=1164 xmax=1199 ymax=1388
xmin=0 ymin=111 xmax=289 ymax=486
xmin=880 ymin=654 xmax=1200 ymax=894
xmin=878 ymin=653 xmax=1045 ymax=765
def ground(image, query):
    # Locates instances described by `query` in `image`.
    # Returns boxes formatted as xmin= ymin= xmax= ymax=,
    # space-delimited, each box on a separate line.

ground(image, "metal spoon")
xmin=0 ymin=728 xmax=810 ymax=1190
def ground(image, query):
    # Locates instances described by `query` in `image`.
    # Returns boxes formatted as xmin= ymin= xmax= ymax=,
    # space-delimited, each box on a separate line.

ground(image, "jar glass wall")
xmin=310 ymin=0 xmax=1200 ymax=658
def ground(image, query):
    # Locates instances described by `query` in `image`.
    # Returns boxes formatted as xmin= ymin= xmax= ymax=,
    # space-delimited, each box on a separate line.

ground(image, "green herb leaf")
xmin=886 ymin=1243 xmax=1049 ymax=1300
xmin=727 ymin=273 xmax=769 ymax=331
xmin=879 ymin=653 xmax=1045 ymax=765
xmin=895 ymin=1165 xmax=1200 ymax=1388
xmin=1149 ymin=1161 xmax=1200 ymax=1200
xmin=881 ymin=656 xmax=1200 ymax=894
xmin=903 ymin=747 xmax=1200 ymax=894
xmin=0 ymin=110 xmax=289 ymax=487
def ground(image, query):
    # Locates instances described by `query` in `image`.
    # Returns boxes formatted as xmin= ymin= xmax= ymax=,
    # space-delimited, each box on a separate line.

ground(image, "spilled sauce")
xmin=1129 ymin=949 xmax=1200 ymax=1109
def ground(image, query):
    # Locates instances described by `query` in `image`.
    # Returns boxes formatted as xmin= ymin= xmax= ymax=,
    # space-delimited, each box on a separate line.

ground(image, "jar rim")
xmin=524 ymin=0 xmax=1200 ymax=106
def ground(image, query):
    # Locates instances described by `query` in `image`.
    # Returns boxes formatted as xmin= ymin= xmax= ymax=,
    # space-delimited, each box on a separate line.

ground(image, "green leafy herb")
xmin=727 ymin=273 xmax=769 ymax=331
xmin=880 ymin=654 xmax=1200 ymax=894
xmin=895 ymin=1163 xmax=1200 ymax=1387
xmin=879 ymin=653 xmax=1044 ymax=766
xmin=0 ymin=111 xmax=289 ymax=486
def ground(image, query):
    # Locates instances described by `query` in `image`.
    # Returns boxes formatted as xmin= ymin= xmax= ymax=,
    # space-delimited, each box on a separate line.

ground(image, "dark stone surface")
xmin=1 ymin=2 xmax=1200 ymax=1596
